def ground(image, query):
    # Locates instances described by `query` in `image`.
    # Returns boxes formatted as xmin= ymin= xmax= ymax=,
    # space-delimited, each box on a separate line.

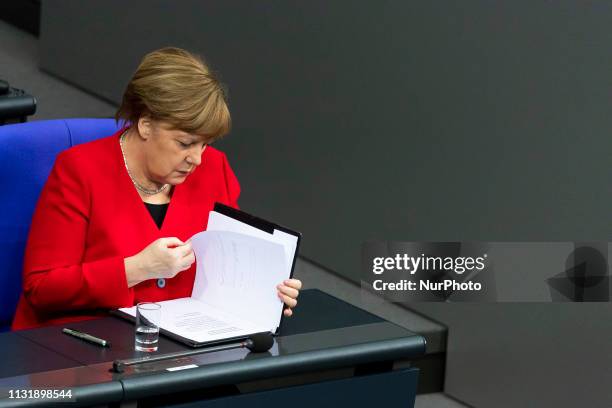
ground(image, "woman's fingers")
xmin=278 ymin=292 xmax=298 ymax=308
xmin=277 ymin=284 xmax=299 ymax=299
xmin=162 ymin=237 xmax=184 ymax=247
xmin=277 ymin=279 xmax=301 ymax=315
xmin=175 ymin=242 xmax=193 ymax=258
xmin=284 ymin=279 xmax=302 ymax=290
xmin=182 ymin=252 xmax=195 ymax=268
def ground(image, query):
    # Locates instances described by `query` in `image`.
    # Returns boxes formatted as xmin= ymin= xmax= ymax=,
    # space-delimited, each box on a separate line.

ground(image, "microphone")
xmin=244 ymin=332 xmax=275 ymax=352
xmin=112 ymin=332 xmax=274 ymax=373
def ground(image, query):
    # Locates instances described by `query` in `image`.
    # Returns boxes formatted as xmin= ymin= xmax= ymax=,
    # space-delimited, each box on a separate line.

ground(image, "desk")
xmin=0 ymin=289 xmax=425 ymax=407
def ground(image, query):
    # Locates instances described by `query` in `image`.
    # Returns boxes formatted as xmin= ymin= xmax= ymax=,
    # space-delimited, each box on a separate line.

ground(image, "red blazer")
xmin=11 ymin=128 xmax=240 ymax=330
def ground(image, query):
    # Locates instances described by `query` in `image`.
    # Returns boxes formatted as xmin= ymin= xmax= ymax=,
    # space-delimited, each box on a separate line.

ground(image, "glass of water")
xmin=135 ymin=302 xmax=161 ymax=352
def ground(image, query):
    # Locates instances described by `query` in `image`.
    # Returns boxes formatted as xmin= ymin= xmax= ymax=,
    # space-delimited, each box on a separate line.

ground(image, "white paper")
xmin=119 ymin=297 xmax=264 ymax=343
xmin=207 ymin=211 xmax=298 ymax=272
xmin=272 ymin=229 xmax=298 ymax=271
xmin=190 ymin=231 xmax=288 ymax=331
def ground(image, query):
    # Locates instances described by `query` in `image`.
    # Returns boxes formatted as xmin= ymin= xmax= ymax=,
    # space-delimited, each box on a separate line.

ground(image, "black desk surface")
xmin=0 ymin=289 xmax=425 ymax=406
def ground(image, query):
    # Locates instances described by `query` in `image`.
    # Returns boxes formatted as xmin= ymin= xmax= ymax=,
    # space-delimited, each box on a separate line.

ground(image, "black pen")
xmin=62 ymin=328 xmax=111 ymax=347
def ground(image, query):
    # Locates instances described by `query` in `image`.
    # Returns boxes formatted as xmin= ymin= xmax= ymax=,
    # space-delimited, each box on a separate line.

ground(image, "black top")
xmin=144 ymin=202 xmax=169 ymax=229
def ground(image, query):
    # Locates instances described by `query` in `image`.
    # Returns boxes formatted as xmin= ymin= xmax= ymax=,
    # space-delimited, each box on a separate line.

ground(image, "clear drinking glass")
xmin=135 ymin=302 xmax=161 ymax=352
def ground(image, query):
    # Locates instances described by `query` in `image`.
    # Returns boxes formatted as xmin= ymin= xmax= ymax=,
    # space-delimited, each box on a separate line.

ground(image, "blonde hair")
xmin=115 ymin=47 xmax=231 ymax=142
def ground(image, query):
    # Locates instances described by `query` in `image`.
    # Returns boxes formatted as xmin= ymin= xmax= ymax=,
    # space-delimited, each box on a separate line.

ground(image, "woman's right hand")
xmin=125 ymin=237 xmax=194 ymax=287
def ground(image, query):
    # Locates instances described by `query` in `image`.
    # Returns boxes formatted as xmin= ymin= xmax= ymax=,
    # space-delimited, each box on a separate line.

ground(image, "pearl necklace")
xmin=119 ymin=130 xmax=169 ymax=196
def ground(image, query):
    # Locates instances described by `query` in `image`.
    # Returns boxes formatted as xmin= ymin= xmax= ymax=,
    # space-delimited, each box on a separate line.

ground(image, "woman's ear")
xmin=137 ymin=116 xmax=152 ymax=141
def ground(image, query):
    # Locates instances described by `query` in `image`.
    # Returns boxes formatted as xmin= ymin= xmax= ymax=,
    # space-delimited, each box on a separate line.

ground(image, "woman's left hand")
xmin=277 ymin=278 xmax=302 ymax=317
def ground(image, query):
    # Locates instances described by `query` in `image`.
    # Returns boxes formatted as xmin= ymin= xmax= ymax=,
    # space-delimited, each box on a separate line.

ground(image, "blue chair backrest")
xmin=0 ymin=119 xmax=122 ymax=331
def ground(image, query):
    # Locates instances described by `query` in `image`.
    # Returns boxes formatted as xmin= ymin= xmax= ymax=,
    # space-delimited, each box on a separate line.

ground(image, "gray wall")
xmin=410 ymin=302 xmax=612 ymax=407
xmin=41 ymin=1 xmax=612 ymax=279
xmin=40 ymin=2 xmax=612 ymax=406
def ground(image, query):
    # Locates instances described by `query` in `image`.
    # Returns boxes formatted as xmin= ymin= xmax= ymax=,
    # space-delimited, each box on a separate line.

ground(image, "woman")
xmin=12 ymin=47 xmax=301 ymax=330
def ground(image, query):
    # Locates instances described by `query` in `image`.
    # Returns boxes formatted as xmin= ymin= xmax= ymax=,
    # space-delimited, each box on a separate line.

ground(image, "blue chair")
xmin=0 ymin=119 xmax=122 ymax=331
